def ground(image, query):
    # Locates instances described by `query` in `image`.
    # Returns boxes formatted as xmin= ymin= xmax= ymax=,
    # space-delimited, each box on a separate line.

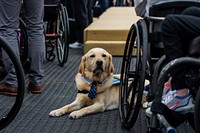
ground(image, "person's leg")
xmin=74 ymin=0 xmax=89 ymax=43
xmin=99 ymin=0 xmax=109 ymax=15
xmin=87 ymin=0 xmax=93 ymax=24
xmin=160 ymin=14 xmax=200 ymax=112
xmin=23 ymin=0 xmax=45 ymax=91
xmin=69 ymin=0 xmax=89 ymax=48
xmin=146 ymin=7 xmax=200 ymax=115
xmin=182 ymin=7 xmax=200 ymax=56
xmin=0 ymin=0 xmax=21 ymax=87
xmin=161 ymin=14 xmax=200 ymax=90
xmin=182 ymin=6 xmax=200 ymax=17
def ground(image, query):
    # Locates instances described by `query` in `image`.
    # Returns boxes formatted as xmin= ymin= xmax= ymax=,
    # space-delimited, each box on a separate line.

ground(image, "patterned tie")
xmin=88 ymin=82 xmax=97 ymax=99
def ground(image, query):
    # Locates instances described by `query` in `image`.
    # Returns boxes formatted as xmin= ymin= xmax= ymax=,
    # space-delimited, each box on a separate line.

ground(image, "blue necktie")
xmin=88 ymin=82 xmax=97 ymax=99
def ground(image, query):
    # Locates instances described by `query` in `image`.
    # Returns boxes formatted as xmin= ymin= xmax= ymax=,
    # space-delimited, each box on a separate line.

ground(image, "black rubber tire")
xmin=119 ymin=19 xmax=148 ymax=128
xmin=56 ymin=4 xmax=69 ymax=67
xmin=0 ymin=36 xmax=25 ymax=130
xmin=63 ymin=6 xmax=69 ymax=64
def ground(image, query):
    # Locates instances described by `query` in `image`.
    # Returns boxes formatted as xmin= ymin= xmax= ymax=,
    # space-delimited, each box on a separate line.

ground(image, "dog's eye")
xmin=102 ymin=54 xmax=107 ymax=57
xmin=90 ymin=55 xmax=95 ymax=58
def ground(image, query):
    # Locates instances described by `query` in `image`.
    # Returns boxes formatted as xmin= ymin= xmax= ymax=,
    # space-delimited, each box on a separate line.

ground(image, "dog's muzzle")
xmin=93 ymin=60 xmax=103 ymax=74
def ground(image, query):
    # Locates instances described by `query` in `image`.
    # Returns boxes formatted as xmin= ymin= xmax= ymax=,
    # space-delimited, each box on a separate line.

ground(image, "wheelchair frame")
xmin=44 ymin=1 xmax=70 ymax=67
xmin=119 ymin=1 xmax=200 ymax=131
xmin=119 ymin=15 xmax=165 ymax=129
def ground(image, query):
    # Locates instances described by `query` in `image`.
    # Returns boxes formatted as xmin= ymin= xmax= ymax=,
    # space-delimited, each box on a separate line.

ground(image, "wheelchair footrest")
xmin=151 ymin=101 xmax=187 ymax=127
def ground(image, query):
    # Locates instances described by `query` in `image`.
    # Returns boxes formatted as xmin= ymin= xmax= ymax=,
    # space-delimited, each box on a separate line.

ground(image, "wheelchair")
xmin=44 ymin=0 xmax=70 ymax=67
xmin=147 ymin=54 xmax=200 ymax=133
xmin=118 ymin=1 xmax=200 ymax=130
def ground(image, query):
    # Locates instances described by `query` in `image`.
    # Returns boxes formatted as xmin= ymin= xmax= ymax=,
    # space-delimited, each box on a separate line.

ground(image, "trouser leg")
xmin=74 ymin=0 xmax=89 ymax=43
xmin=0 ymin=0 xmax=21 ymax=87
xmin=161 ymin=12 xmax=200 ymax=90
xmin=23 ymin=0 xmax=45 ymax=85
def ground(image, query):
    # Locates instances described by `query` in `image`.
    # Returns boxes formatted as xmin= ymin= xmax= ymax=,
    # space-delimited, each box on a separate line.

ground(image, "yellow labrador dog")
xmin=49 ymin=48 xmax=120 ymax=119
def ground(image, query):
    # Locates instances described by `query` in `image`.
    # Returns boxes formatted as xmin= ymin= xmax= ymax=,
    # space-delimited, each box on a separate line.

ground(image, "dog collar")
xmin=81 ymin=76 xmax=92 ymax=85
xmin=81 ymin=76 xmax=110 ymax=85
xmin=78 ymin=90 xmax=89 ymax=94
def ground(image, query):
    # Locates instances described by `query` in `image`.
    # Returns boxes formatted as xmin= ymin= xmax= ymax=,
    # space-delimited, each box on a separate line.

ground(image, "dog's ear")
xmin=79 ymin=55 xmax=86 ymax=74
xmin=108 ymin=54 xmax=114 ymax=74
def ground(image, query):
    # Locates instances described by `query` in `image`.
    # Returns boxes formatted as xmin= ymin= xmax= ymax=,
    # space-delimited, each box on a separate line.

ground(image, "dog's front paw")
xmin=69 ymin=111 xmax=82 ymax=119
xmin=49 ymin=109 xmax=64 ymax=117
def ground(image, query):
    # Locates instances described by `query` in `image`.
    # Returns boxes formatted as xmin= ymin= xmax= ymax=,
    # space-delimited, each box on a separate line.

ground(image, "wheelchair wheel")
xmin=19 ymin=18 xmax=29 ymax=71
xmin=194 ymin=87 xmax=200 ymax=133
xmin=56 ymin=4 xmax=69 ymax=67
xmin=0 ymin=36 xmax=25 ymax=130
xmin=63 ymin=6 xmax=69 ymax=63
xmin=119 ymin=19 xmax=148 ymax=128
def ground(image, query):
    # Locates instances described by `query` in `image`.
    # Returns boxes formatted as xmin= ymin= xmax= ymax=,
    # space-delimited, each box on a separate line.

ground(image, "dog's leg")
xmin=69 ymin=102 xmax=105 ymax=119
xmin=49 ymin=98 xmax=86 ymax=117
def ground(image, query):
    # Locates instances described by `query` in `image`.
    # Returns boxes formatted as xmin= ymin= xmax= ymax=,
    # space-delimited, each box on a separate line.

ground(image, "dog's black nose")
xmin=96 ymin=60 xmax=103 ymax=66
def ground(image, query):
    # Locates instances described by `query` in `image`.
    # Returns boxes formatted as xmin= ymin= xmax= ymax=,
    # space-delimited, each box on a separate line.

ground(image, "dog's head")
xmin=79 ymin=48 xmax=114 ymax=77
